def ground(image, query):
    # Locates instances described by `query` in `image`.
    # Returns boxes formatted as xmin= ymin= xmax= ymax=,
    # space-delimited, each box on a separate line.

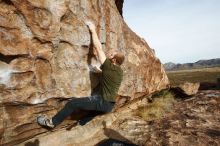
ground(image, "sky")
xmin=123 ymin=0 xmax=220 ymax=63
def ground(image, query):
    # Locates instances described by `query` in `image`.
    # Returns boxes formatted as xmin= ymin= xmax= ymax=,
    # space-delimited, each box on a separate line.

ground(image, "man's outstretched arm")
xmin=86 ymin=22 xmax=106 ymax=64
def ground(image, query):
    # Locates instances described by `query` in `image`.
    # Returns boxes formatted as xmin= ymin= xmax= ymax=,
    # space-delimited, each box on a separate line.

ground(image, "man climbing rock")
xmin=37 ymin=22 xmax=125 ymax=128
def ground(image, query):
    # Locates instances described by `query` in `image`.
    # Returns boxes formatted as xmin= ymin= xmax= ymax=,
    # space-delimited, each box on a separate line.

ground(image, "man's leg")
xmin=37 ymin=95 xmax=115 ymax=128
xmin=52 ymin=96 xmax=99 ymax=126
xmin=78 ymin=96 xmax=115 ymax=125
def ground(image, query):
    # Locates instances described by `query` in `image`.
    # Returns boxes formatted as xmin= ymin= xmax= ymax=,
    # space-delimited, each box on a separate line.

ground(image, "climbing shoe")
xmin=37 ymin=115 xmax=55 ymax=128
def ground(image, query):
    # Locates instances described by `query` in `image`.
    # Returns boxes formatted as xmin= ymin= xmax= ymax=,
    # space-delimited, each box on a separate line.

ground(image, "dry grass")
xmin=137 ymin=67 xmax=220 ymax=121
xmin=137 ymin=90 xmax=175 ymax=121
xmin=167 ymin=67 xmax=220 ymax=86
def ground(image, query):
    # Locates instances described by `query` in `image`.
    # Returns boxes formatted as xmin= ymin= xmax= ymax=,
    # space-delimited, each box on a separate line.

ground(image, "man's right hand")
xmin=86 ymin=21 xmax=96 ymax=32
xmin=86 ymin=20 xmax=107 ymax=64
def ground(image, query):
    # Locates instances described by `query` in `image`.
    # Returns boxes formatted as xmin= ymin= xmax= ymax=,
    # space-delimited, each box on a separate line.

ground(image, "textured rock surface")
xmin=0 ymin=0 xmax=168 ymax=103
xmin=0 ymin=0 xmax=169 ymax=145
xmin=17 ymin=90 xmax=220 ymax=146
xmin=172 ymin=82 xmax=200 ymax=96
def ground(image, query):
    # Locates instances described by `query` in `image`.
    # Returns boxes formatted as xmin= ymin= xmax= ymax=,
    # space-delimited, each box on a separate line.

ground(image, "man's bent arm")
xmin=87 ymin=22 xmax=106 ymax=64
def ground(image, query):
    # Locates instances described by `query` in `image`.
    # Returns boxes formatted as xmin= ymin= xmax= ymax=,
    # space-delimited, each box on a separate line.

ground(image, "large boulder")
xmin=0 ymin=0 xmax=169 ymax=145
xmin=172 ymin=82 xmax=200 ymax=96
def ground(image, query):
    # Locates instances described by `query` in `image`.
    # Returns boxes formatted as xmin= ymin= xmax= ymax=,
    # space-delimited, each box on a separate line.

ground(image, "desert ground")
xmin=167 ymin=67 xmax=220 ymax=88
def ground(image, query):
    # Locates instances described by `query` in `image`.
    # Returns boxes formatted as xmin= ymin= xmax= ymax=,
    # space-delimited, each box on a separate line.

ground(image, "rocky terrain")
xmin=14 ymin=90 xmax=220 ymax=146
xmin=164 ymin=58 xmax=220 ymax=71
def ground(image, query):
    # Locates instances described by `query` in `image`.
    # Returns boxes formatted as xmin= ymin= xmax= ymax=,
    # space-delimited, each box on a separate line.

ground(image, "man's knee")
xmin=66 ymin=98 xmax=88 ymax=109
xmin=64 ymin=101 xmax=73 ymax=110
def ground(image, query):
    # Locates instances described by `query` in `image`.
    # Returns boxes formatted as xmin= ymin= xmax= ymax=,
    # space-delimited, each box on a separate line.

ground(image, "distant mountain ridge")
xmin=164 ymin=58 xmax=220 ymax=71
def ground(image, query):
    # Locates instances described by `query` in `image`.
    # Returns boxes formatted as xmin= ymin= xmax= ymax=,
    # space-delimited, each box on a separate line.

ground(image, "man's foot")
xmin=37 ymin=115 xmax=55 ymax=128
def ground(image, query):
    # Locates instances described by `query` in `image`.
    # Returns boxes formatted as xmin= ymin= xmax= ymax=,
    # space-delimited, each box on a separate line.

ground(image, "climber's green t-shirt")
xmin=99 ymin=59 xmax=123 ymax=102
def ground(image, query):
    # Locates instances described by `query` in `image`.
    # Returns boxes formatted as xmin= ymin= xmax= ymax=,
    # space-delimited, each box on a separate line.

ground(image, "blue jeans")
xmin=52 ymin=95 xmax=115 ymax=126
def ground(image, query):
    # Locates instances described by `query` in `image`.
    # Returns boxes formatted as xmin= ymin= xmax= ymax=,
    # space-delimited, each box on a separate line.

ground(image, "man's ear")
xmin=113 ymin=58 xmax=117 ymax=64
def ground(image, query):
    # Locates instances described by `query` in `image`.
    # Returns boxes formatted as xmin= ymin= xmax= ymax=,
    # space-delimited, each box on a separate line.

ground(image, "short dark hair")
xmin=113 ymin=52 xmax=125 ymax=65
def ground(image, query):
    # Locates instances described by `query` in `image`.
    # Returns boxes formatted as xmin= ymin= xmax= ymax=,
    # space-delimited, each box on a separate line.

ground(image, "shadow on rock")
xmin=24 ymin=139 xmax=39 ymax=146
xmin=97 ymin=121 xmax=138 ymax=146
xmin=96 ymin=138 xmax=138 ymax=146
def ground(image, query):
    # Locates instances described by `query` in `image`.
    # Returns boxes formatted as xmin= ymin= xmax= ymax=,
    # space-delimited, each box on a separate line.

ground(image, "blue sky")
xmin=124 ymin=0 xmax=220 ymax=63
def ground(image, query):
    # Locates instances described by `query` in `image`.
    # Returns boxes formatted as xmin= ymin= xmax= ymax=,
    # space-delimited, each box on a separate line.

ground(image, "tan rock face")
xmin=0 ymin=0 xmax=169 ymax=145
xmin=179 ymin=82 xmax=200 ymax=95
xmin=0 ymin=0 xmax=169 ymax=103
